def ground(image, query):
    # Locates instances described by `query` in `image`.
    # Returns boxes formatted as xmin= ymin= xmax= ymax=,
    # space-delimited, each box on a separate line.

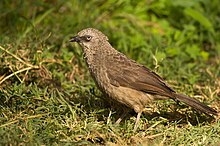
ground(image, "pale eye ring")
xmin=86 ymin=36 xmax=92 ymax=41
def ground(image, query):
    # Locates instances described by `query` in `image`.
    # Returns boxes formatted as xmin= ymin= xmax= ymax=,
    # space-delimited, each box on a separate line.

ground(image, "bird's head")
xmin=70 ymin=28 xmax=109 ymax=49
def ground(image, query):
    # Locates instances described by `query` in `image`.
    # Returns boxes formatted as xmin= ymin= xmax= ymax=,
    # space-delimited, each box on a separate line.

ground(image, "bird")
xmin=69 ymin=28 xmax=218 ymax=131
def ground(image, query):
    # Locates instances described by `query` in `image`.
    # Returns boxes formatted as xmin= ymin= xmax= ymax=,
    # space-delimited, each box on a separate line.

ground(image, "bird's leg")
xmin=115 ymin=110 xmax=129 ymax=124
xmin=133 ymin=112 xmax=142 ymax=132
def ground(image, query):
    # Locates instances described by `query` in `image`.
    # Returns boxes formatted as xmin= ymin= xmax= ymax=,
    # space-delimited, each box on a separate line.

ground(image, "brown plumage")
xmin=70 ymin=28 xmax=218 ymax=131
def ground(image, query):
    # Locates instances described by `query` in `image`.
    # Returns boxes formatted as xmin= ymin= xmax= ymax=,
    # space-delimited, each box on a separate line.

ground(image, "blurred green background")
xmin=0 ymin=0 xmax=219 ymax=145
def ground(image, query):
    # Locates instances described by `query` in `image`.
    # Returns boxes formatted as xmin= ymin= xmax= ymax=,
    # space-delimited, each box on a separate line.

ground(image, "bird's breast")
xmin=83 ymin=51 xmax=110 ymax=92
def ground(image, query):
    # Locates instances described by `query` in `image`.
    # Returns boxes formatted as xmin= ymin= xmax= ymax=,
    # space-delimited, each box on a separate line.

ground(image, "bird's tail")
xmin=174 ymin=93 xmax=218 ymax=115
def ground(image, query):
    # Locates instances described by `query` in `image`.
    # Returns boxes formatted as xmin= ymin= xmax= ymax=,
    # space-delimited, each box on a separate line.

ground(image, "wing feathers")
xmin=106 ymin=54 xmax=174 ymax=97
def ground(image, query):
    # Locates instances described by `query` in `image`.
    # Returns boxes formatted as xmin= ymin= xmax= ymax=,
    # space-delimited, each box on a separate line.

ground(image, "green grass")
xmin=0 ymin=0 xmax=220 ymax=145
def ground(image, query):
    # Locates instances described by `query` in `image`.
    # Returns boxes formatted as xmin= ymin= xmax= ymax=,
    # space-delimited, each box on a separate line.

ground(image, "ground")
xmin=0 ymin=0 xmax=220 ymax=145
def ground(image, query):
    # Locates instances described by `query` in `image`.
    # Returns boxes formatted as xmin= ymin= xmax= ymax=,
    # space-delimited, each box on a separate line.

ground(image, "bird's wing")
xmin=106 ymin=53 xmax=175 ymax=97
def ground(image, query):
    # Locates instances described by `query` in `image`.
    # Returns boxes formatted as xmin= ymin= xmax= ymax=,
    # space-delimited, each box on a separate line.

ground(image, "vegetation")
xmin=0 ymin=0 xmax=219 ymax=145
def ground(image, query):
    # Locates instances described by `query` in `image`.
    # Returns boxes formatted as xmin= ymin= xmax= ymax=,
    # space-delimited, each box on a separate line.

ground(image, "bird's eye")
xmin=85 ymin=35 xmax=92 ymax=41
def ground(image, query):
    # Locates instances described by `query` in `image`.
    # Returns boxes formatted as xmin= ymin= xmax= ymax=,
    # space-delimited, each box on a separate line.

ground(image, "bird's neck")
xmin=82 ymin=46 xmax=98 ymax=66
xmin=83 ymin=42 xmax=116 ymax=65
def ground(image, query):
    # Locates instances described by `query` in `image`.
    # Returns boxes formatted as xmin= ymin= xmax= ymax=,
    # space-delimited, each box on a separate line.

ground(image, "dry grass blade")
xmin=0 ymin=113 xmax=50 ymax=128
xmin=0 ymin=45 xmax=39 ymax=85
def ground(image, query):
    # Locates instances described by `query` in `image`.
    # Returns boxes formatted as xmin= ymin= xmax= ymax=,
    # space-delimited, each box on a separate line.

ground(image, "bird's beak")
xmin=69 ymin=36 xmax=81 ymax=42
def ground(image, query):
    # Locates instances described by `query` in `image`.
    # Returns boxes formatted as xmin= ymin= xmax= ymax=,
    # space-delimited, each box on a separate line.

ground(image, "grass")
xmin=0 ymin=0 xmax=220 ymax=145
